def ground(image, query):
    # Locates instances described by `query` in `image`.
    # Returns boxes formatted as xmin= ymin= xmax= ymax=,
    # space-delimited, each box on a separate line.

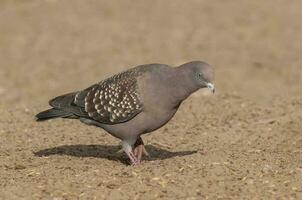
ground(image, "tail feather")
xmin=49 ymin=92 xmax=77 ymax=109
xmin=35 ymin=108 xmax=73 ymax=121
xmin=36 ymin=91 xmax=88 ymax=121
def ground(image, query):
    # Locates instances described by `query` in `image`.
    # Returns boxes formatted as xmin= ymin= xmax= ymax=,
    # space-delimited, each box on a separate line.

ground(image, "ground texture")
xmin=0 ymin=1 xmax=302 ymax=199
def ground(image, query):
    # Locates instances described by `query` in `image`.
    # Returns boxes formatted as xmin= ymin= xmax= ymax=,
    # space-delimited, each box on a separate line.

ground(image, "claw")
xmin=128 ymin=151 xmax=140 ymax=165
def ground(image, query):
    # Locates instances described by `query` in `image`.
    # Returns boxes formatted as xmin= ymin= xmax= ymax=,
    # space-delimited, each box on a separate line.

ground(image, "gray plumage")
xmin=36 ymin=61 xmax=215 ymax=165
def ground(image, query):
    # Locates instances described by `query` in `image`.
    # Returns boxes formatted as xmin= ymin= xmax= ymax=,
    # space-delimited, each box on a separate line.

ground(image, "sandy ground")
xmin=0 ymin=0 xmax=302 ymax=199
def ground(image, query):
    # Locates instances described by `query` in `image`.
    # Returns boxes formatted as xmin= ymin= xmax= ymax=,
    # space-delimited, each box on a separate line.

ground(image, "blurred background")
xmin=1 ymin=0 xmax=301 ymax=107
xmin=0 ymin=1 xmax=302 ymax=199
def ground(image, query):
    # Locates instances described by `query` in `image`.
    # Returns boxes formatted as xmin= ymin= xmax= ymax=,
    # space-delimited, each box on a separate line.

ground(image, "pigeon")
xmin=36 ymin=61 xmax=215 ymax=165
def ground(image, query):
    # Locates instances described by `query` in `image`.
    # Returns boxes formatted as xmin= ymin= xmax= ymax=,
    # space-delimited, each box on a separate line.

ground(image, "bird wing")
xmin=74 ymin=69 xmax=144 ymax=124
xmin=49 ymin=92 xmax=89 ymax=118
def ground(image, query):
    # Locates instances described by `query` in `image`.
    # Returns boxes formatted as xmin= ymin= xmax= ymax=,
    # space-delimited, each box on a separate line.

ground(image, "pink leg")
xmin=133 ymin=137 xmax=149 ymax=162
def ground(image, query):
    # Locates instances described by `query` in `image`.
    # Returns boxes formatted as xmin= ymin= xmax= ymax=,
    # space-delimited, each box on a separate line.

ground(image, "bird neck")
xmin=168 ymin=66 xmax=200 ymax=105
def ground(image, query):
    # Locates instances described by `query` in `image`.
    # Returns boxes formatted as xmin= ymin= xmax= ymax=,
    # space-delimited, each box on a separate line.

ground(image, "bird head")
xmin=180 ymin=61 xmax=215 ymax=93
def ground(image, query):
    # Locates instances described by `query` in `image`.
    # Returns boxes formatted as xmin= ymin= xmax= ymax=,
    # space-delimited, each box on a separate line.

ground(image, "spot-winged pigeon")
xmin=36 ymin=61 xmax=215 ymax=165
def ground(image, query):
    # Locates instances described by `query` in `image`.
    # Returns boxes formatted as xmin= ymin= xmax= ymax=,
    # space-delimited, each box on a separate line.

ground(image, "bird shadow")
xmin=34 ymin=144 xmax=197 ymax=164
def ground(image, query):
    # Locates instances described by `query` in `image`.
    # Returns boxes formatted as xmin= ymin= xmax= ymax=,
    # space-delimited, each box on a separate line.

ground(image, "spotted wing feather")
xmin=83 ymin=70 xmax=143 ymax=124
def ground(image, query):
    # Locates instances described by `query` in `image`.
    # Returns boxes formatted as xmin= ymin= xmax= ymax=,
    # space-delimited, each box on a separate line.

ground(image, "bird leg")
xmin=122 ymin=141 xmax=139 ymax=165
xmin=133 ymin=136 xmax=149 ymax=162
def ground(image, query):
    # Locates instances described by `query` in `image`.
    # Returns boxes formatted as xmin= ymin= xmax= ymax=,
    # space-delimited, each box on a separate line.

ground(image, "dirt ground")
xmin=0 ymin=0 xmax=302 ymax=199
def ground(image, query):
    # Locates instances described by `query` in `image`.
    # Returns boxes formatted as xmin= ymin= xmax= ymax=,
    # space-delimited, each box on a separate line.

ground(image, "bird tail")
xmin=35 ymin=108 xmax=73 ymax=121
xmin=48 ymin=92 xmax=77 ymax=108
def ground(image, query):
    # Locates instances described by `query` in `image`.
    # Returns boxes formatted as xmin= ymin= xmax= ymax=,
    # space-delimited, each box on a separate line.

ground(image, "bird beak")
xmin=206 ymin=82 xmax=215 ymax=93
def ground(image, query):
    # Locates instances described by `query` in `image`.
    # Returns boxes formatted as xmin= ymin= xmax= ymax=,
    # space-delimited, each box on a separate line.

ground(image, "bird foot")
xmin=121 ymin=137 xmax=149 ymax=165
xmin=125 ymin=151 xmax=140 ymax=165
